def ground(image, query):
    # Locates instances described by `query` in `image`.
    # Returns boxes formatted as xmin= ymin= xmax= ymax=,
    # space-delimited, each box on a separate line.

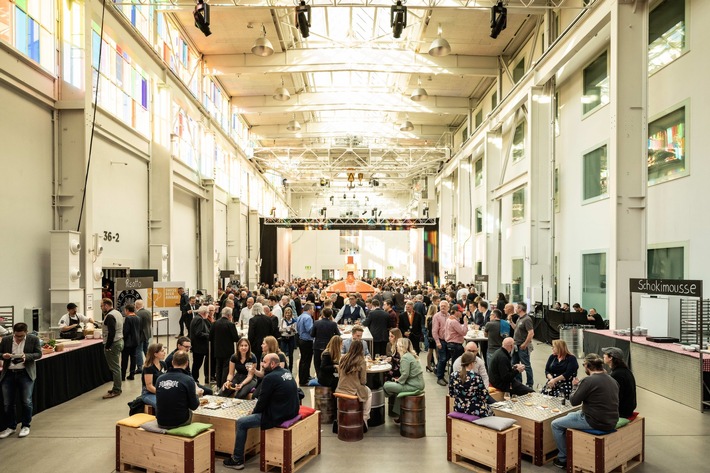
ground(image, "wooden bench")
xmin=566 ymin=416 xmax=645 ymax=473
xmin=116 ymin=423 xmax=215 ymax=473
xmin=447 ymin=415 xmax=521 ymax=473
xmin=259 ymin=411 xmax=321 ymax=473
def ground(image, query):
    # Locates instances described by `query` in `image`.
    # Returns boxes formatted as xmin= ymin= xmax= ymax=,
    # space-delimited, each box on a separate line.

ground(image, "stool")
xmin=399 ymin=393 xmax=426 ymax=439
xmin=143 ymin=405 xmax=155 ymax=415
xmin=447 ymin=415 xmax=521 ymax=473
xmin=116 ymin=423 xmax=215 ymax=473
xmin=567 ymin=416 xmax=645 ymax=473
xmin=314 ymin=386 xmax=336 ymax=424
xmin=334 ymin=393 xmax=363 ymax=442
xmin=260 ymin=411 xmax=321 ymax=473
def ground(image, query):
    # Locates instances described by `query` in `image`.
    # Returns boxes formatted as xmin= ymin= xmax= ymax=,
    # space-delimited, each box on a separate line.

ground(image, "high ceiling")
xmin=154 ymin=0 xmax=553 ymax=203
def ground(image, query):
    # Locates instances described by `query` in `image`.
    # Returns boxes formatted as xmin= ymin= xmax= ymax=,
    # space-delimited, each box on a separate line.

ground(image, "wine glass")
xmin=503 ymin=392 xmax=511 ymax=408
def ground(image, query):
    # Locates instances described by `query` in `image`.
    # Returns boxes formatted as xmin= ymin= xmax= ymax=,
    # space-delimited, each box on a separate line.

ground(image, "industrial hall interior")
xmin=1 ymin=0 xmax=709 ymax=473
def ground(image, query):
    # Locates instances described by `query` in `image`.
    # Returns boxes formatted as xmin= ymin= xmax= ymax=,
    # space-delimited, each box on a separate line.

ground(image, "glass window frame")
xmin=475 ymin=206 xmax=483 ymax=234
xmin=581 ymin=251 xmax=607 ymax=318
xmin=647 ymin=100 xmax=689 ymax=186
xmin=648 ymin=0 xmax=689 ymax=76
xmin=475 ymin=109 xmax=483 ymax=129
xmin=511 ymin=120 xmax=526 ymax=163
xmin=647 ymin=243 xmax=687 ymax=280
xmin=582 ymin=50 xmax=609 ymax=117
xmin=582 ymin=142 xmax=609 ymax=203
xmin=474 ymin=156 xmax=483 ymax=188
xmin=512 ymin=187 xmax=525 ymax=224
xmin=512 ymin=57 xmax=525 ymax=83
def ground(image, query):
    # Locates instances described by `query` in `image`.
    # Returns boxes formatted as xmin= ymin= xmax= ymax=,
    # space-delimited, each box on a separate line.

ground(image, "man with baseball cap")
xmin=58 ymin=303 xmax=94 ymax=339
xmin=603 ymin=347 xmax=637 ymax=418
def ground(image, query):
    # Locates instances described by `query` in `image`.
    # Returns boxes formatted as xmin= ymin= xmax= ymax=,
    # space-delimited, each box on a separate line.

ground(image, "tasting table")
xmin=365 ymin=361 xmax=391 ymax=427
xmin=464 ymin=329 xmax=489 ymax=366
xmin=491 ymin=392 xmax=580 ymax=466
xmin=339 ymin=325 xmax=374 ymax=355
xmin=192 ymin=396 xmax=260 ymax=456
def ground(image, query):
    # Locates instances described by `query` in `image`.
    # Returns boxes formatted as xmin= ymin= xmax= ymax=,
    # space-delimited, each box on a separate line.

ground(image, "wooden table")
xmin=192 ymin=396 xmax=260 ymax=457
xmin=492 ymin=392 xmax=579 ymax=466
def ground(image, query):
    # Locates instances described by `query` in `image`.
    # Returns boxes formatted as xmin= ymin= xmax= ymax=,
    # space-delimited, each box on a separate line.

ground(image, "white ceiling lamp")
xmin=252 ymin=24 xmax=274 ymax=57
xmin=273 ymin=77 xmax=291 ymax=101
xmin=400 ymin=116 xmax=414 ymax=132
xmin=410 ymin=76 xmax=428 ymax=102
xmin=286 ymin=114 xmax=301 ymax=132
xmin=428 ymin=24 xmax=452 ymax=57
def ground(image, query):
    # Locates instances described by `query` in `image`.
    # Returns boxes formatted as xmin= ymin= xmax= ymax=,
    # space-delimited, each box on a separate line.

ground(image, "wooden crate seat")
xmin=259 ymin=411 xmax=321 ymax=473
xmin=566 ymin=416 xmax=645 ymax=473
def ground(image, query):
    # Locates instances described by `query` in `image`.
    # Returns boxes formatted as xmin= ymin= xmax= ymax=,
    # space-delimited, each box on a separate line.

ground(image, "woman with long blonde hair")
xmin=541 ymin=339 xmax=578 ymax=397
xmin=318 ymin=335 xmax=342 ymax=390
xmin=383 ymin=338 xmax=425 ymax=422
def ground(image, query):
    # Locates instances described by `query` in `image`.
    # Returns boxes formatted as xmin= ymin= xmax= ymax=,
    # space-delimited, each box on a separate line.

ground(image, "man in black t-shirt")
xmin=603 ymin=347 xmax=636 ymax=418
xmin=156 ymin=351 xmax=200 ymax=429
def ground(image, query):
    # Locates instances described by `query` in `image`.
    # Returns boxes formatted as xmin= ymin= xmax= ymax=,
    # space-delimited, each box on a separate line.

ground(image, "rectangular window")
xmin=339 ymin=230 xmax=359 ymax=255
xmin=476 ymin=261 xmax=483 ymax=276
xmin=554 ymin=91 xmax=560 ymax=135
xmin=475 ymin=207 xmax=483 ymax=234
xmin=513 ymin=58 xmax=525 ymax=83
xmin=474 ymin=157 xmax=483 ymax=187
xmin=582 ymin=253 xmax=607 ymax=317
xmin=1 ymin=0 xmax=54 ymax=72
xmin=553 ymin=167 xmax=560 ymax=213
xmin=512 ymin=188 xmax=525 ymax=224
xmin=582 ymin=51 xmax=608 ymax=115
xmin=462 ymin=126 xmax=468 ymax=143
xmin=649 ymin=0 xmax=686 ymax=74
xmin=512 ymin=121 xmax=525 ymax=163
xmin=583 ymin=145 xmax=608 ymax=201
xmin=492 ymin=91 xmax=498 ymax=109
xmin=648 ymin=247 xmax=684 ymax=280
xmin=512 ymin=259 xmax=524 ymax=303
xmin=648 ymin=106 xmax=686 ymax=185
xmin=475 ymin=109 xmax=483 ymax=129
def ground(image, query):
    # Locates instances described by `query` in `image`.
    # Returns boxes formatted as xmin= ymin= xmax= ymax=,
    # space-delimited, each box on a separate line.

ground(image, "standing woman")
xmin=541 ymin=339 xmax=579 ymax=397
xmin=310 ymin=307 xmax=340 ymax=376
xmin=140 ymin=343 xmax=167 ymax=410
xmin=221 ymin=338 xmax=257 ymax=399
xmin=318 ymin=335 xmax=342 ymax=390
xmin=448 ymin=352 xmax=492 ymax=417
xmin=496 ymin=293 xmax=508 ymax=312
xmin=383 ymin=338 xmax=425 ymax=422
xmin=335 ymin=341 xmax=372 ymax=431
xmin=279 ymin=307 xmax=298 ymax=371
xmin=425 ymin=304 xmax=438 ymax=373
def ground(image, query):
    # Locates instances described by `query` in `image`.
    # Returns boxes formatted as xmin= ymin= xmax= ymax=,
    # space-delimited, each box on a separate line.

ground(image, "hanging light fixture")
xmin=400 ymin=116 xmax=414 ymax=132
xmin=286 ymin=114 xmax=301 ymax=132
xmin=428 ymin=24 xmax=451 ymax=57
xmin=273 ymin=77 xmax=291 ymax=101
xmin=252 ymin=24 xmax=274 ymax=56
xmin=410 ymin=76 xmax=428 ymax=102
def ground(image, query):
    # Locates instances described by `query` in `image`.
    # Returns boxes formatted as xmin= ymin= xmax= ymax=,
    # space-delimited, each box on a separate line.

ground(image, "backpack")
xmin=127 ymin=396 xmax=146 ymax=416
xmin=499 ymin=319 xmax=511 ymax=337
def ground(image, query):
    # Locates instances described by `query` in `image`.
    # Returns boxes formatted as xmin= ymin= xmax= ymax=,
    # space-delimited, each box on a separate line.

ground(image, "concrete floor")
xmin=0 ymin=337 xmax=706 ymax=472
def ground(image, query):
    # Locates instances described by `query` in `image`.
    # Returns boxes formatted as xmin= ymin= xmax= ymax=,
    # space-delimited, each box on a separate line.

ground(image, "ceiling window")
xmin=0 ymin=0 xmax=55 ymax=72
xmin=583 ymin=144 xmax=608 ymax=202
xmin=582 ymin=51 xmax=609 ymax=115
xmin=649 ymin=0 xmax=686 ymax=74
xmin=648 ymin=105 xmax=687 ymax=185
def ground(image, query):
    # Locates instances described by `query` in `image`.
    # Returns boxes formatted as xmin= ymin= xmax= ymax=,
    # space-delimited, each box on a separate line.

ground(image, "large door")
xmin=172 ymin=189 xmax=199 ymax=292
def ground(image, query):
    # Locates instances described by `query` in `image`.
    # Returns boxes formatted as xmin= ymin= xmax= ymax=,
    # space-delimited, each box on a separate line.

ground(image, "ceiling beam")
xmin=206 ymin=49 xmax=499 ymax=77
xmin=233 ymin=92 xmax=470 ymax=115
xmin=249 ymin=123 xmax=451 ymax=140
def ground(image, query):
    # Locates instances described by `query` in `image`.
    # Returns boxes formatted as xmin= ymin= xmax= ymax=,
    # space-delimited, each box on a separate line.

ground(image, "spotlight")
xmin=490 ymin=1 xmax=507 ymax=39
xmin=390 ymin=1 xmax=407 ymax=39
xmin=193 ymin=0 xmax=212 ymax=37
xmin=296 ymin=1 xmax=311 ymax=39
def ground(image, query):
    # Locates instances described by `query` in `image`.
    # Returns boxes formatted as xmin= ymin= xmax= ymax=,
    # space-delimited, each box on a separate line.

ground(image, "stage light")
xmin=193 ymin=0 xmax=212 ymax=37
xmin=296 ymin=1 xmax=311 ymax=39
xmin=490 ymin=1 xmax=507 ymax=39
xmin=390 ymin=1 xmax=407 ymax=39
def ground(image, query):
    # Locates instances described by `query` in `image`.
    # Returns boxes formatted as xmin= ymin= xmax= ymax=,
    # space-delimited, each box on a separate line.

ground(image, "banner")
xmin=148 ymin=281 xmax=185 ymax=335
xmin=115 ymin=277 xmax=154 ymax=314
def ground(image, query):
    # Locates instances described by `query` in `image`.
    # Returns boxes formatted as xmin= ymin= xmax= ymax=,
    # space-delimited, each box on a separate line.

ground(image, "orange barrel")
xmin=400 ymin=394 xmax=426 ymax=439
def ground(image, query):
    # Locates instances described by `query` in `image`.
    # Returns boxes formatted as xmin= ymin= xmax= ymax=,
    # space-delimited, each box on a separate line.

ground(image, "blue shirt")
xmin=296 ymin=313 xmax=314 ymax=341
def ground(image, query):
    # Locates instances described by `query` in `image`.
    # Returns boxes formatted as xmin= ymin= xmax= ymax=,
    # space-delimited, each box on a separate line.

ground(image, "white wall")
xmin=172 ymin=189 xmax=199 ymax=291
xmin=0 ymin=85 xmax=53 ymax=322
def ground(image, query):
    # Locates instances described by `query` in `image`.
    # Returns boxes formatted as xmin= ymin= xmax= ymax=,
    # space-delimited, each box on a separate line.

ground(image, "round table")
xmin=365 ymin=362 xmax=391 ymax=427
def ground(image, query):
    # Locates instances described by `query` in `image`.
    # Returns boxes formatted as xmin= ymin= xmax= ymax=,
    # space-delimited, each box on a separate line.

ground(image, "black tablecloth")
xmin=533 ymin=316 xmax=557 ymax=344
xmin=582 ymin=330 xmax=631 ymax=367
xmin=1 ymin=340 xmax=112 ymax=419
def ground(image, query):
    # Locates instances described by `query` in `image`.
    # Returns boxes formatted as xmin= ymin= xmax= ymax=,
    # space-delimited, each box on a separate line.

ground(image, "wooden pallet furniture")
xmin=447 ymin=415 xmax=521 ymax=473
xmin=259 ymin=411 xmax=321 ymax=473
xmin=566 ymin=416 xmax=645 ymax=473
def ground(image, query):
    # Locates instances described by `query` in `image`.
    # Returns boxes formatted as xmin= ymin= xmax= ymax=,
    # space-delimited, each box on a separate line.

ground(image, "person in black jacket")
xmin=489 ymin=338 xmax=534 ymax=395
xmin=362 ymin=299 xmax=391 ymax=356
xmin=156 ymin=351 xmax=200 ymax=429
xmin=603 ymin=347 xmax=637 ymax=418
xmin=248 ymin=303 xmax=275 ymax=369
xmin=211 ymin=307 xmax=240 ymax=386
xmin=121 ymin=304 xmax=142 ymax=381
xmin=223 ymin=353 xmax=300 ymax=470
xmin=177 ymin=287 xmax=191 ymax=337
xmin=398 ymin=301 xmax=423 ymax=354
xmin=311 ymin=308 xmax=340 ymax=376
xmin=318 ymin=336 xmax=342 ymax=390
xmin=190 ymin=307 xmax=211 ymax=384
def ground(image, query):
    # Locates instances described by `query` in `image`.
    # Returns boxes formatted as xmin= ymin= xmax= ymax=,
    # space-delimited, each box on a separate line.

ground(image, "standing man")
xmin=211 ymin=307 xmax=240 ymax=386
xmin=512 ymin=302 xmax=534 ymax=388
xmin=121 ymin=304 xmax=141 ymax=380
xmin=238 ymin=297 xmax=254 ymax=330
xmin=249 ymin=303 xmax=275 ymax=368
xmin=335 ymin=294 xmax=365 ymax=324
xmin=484 ymin=309 xmax=505 ymax=366
xmin=362 ymin=299 xmax=390 ymax=356
xmin=444 ymin=307 xmax=468 ymax=373
xmin=413 ymin=294 xmax=428 ymax=352
xmin=135 ymin=300 xmax=152 ymax=372
xmin=551 ymin=354 xmax=619 ymax=469
xmin=223 ymin=353 xmax=300 ymax=470
xmin=296 ymin=303 xmax=315 ymax=386
xmin=383 ymin=300 xmax=398 ymax=329
xmin=478 ymin=300 xmax=492 ymax=326
xmin=101 ymin=298 xmax=124 ymax=399
xmin=190 ymin=306 xmax=211 ymax=385
xmin=58 ymin=303 xmax=94 ymax=339
xmin=0 ymin=323 xmax=42 ymax=438
xmin=177 ymin=287 xmax=190 ymax=338
xmin=504 ymin=302 xmax=516 ymax=337
xmin=432 ymin=301 xmax=450 ymax=386
xmin=399 ymin=301 xmax=423 ymax=354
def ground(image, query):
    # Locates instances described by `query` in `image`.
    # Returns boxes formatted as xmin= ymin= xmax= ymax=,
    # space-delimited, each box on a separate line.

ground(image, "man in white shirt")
xmin=58 ymin=303 xmax=94 ymax=339
xmin=335 ymin=294 xmax=365 ymax=324
xmin=238 ymin=297 xmax=254 ymax=330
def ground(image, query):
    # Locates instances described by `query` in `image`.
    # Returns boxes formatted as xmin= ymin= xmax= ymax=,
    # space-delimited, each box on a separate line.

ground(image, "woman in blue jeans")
xmin=279 ymin=307 xmax=297 ymax=371
xmin=140 ymin=343 xmax=167 ymax=410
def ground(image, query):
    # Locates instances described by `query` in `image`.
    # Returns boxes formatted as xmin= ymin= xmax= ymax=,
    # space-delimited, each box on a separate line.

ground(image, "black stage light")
xmin=193 ymin=0 xmax=212 ymax=37
xmin=296 ymin=1 xmax=311 ymax=39
xmin=490 ymin=1 xmax=507 ymax=39
xmin=390 ymin=1 xmax=407 ymax=39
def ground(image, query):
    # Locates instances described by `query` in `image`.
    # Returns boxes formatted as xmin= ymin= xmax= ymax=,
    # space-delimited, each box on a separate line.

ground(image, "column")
xmin=200 ymin=179 xmax=217 ymax=298
xmin=484 ymin=130 xmax=503 ymax=295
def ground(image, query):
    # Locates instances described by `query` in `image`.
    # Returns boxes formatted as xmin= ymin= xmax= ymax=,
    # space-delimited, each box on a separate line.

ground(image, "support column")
xmin=608 ymin=1 xmax=648 ymax=328
xmin=485 ymin=130 xmax=503 ymax=295
xmin=528 ymin=87 xmax=553 ymax=306
xmin=200 ymin=179 xmax=217 ymax=298
xmin=248 ymin=209 xmax=261 ymax=289
xmin=226 ymin=197 xmax=242 ymax=278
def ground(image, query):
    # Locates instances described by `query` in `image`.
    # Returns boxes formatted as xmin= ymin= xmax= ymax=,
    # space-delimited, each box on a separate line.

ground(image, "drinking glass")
xmin=503 ymin=392 xmax=511 ymax=408
xmin=511 ymin=394 xmax=518 ymax=405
